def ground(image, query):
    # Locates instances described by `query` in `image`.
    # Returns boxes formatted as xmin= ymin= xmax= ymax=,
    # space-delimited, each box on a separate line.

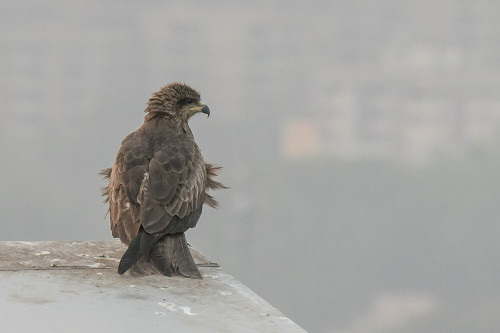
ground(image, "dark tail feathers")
xmin=118 ymin=229 xmax=202 ymax=279
xmin=117 ymin=229 xmax=143 ymax=275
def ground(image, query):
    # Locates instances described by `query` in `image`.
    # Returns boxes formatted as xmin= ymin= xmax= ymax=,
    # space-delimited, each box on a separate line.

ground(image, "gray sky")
xmin=1 ymin=1 xmax=500 ymax=332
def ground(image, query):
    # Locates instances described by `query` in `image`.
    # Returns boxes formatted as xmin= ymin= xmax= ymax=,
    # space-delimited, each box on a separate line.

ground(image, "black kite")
xmin=101 ymin=83 xmax=225 ymax=279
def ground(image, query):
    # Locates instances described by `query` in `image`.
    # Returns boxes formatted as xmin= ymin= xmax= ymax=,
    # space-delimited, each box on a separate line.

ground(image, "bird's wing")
xmin=139 ymin=135 xmax=206 ymax=234
xmin=108 ymin=132 xmax=149 ymax=244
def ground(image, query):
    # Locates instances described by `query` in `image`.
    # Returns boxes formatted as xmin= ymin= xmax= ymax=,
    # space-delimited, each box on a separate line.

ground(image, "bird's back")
xmin=107 ymin=120 xmax=208 ymax=244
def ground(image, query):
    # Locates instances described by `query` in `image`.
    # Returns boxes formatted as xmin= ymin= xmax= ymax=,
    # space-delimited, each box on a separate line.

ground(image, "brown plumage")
xmin=101 ymin=82 xmax=225 ymax=278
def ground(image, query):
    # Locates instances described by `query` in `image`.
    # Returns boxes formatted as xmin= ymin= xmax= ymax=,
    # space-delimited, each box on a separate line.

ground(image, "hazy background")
xmin=2 ymin=1 xmax=500 ymax=332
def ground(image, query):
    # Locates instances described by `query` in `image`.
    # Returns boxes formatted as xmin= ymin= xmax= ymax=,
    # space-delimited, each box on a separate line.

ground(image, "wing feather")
xmin=148 ymin=135 xmax=206 ymax=219
xmin=107 ymin=132 xmax=148 ymax=244
xmin=104 ymin=129 xmax=209 ymax=244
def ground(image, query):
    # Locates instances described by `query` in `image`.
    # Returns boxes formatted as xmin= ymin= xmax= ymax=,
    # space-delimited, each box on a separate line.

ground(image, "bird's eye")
xmin=181 ymin=98 xmax=196 ymax=105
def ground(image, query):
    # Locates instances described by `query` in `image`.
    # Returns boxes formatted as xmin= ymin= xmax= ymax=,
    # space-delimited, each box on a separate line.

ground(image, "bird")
xmin=100 ymin=82 xmax=225 ymax=279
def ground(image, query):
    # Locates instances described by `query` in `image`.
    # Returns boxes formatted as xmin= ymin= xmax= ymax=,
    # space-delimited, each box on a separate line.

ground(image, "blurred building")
xmin=2 ymin=0 xmax=500 ymax=163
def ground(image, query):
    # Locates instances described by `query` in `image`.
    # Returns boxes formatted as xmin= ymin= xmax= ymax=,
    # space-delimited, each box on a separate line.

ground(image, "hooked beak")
xmin=189 ymin=103 xmax=211 ymax=118
xmin=201 ymin=104 xmax=210 ymax=117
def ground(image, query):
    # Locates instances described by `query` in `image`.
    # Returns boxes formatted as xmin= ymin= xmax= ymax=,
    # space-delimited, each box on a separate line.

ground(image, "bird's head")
xmin=145 ymin=82 xmax=210 ymax=121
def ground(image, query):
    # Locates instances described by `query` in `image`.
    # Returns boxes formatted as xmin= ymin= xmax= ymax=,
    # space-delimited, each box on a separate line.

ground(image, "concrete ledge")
xmin=0 ymin=240 xmax=306 ymax=333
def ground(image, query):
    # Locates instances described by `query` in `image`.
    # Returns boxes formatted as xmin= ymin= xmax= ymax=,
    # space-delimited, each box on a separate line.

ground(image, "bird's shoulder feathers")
xmin=147 ymin=132 xmax=206 ymax=218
